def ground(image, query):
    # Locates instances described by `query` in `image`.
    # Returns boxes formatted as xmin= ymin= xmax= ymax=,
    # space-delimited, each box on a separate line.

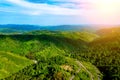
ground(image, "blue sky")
xmin=0 ymin=0 xmax=120 ymax=26
xmin=0 ymin=0 xmax=85 ymax=25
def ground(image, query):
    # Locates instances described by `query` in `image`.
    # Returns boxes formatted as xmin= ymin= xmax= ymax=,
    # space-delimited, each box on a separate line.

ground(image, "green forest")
xmin=0 ymin=27 xmax=120 ymax=80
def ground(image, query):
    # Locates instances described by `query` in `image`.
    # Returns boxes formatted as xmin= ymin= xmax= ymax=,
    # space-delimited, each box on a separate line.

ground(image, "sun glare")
xmin=82 ymin=0 xmax=120 ymax=26
xmin=95 ymin=0 xmax=119 ymax=13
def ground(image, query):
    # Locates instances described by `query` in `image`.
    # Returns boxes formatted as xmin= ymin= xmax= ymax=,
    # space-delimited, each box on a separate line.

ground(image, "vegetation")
xmin=0 ymin=27 xmax=120 ymax=80
xmin=0 ymin=51 xmax=33 ymax=79
xmin=72 ymin=28 xmax=120 ymax=80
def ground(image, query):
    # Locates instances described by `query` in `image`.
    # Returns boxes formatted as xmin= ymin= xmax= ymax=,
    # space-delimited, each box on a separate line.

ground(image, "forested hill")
xmin=0 ymin=27 xmax=119 ymax=80
xmin=97 ymin=27 xmax=120 ymax=36
xmin=0 ymin=30 xmax=102 ymax=80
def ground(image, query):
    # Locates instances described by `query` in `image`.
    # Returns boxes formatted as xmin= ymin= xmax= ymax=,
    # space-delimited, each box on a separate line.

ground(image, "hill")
xmin=0 ymin=51 xmax=33 ymax=79
xmin=0 ymin=27 xmax=120 ymax=80
xmin=97 ymin=27 xmax=120 ymax=36
xmin=81 ymin=27 xmax=120 ymax=80
xmin=0 ymin=31 xmax=102 ymax=80
xmin=26 ymin=30 xmax=99 ymax=42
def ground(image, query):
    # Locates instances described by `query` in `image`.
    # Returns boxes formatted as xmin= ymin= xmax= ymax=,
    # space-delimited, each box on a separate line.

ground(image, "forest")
xmin=0 ymin=27 xmax=120 ymax=80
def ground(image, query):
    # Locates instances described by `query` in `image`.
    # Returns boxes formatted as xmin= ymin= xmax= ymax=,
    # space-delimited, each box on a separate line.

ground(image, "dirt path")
xmin=70 ymin=60 xmax=94 ymax=80
xmin=76 ymin=61 xmax=94 ymax=80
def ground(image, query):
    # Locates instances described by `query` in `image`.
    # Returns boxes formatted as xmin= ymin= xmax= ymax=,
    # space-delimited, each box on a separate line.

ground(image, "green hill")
xmin=0 ymin=51 xmax=33 ymax=79
xmin=26 ymin=30 xmax=99 ymax=42
xmin=97 ymin=27 xmax=120 ymax=36
xmin=75 ymin=27 xmax=120 ymax=80
xmin=0 ymin=31 xmax=102 ymax=80
xmin=0 ymin=28 xmax=119 ymax=80
xmin=90 ymin=27 xmax=120 ymax=80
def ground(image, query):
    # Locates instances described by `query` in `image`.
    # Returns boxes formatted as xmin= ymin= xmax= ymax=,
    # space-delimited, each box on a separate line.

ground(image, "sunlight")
xmin=95 ymin=0 xmax=119 ymax=13
xmin=82 ymin=0 xmax=120 ymax=26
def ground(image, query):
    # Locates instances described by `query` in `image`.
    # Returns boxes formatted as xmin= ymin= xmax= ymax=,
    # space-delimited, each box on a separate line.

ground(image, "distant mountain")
xmin=0 ymin=24 xmax=42 ymax=33
xmin=41 ymin=25 xmax=92 ymax=31
xmin=0 ymin=24 xmax=94 ymax=34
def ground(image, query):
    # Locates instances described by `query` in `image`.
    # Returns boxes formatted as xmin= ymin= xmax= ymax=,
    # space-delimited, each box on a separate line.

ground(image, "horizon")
xmin=0 ymin=0 xmax=120 ymax=26
xmin=0 ymin=24 xmax=120 ymax=27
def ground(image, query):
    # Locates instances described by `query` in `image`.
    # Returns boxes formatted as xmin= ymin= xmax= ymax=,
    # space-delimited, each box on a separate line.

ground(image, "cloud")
xmin=1 ymin=0 xmax=120 ymax=25
xmin=5 ymin=0 xmax=81 ymax=15
xmin=0 ymin=0 xmax=90 ymax=16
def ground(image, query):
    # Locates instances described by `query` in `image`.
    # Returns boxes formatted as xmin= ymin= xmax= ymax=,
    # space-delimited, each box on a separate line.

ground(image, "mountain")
xmin=0 ymin=24 xmax=95 ymax=34
xmin=0 ymin=31 xmax=102 ymax=80
xmin=0 ymin=24 xmax=42 ymax=33
xmin=0 ymin=27 xmax=120 ymax=80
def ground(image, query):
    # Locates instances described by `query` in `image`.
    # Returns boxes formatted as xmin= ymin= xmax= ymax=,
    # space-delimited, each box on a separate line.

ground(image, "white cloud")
xmin=6 ymin=0 xmax=81 ymax=15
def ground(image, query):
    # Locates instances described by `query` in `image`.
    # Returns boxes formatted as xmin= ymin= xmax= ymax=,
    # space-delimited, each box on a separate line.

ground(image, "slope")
xmin=73 ymin=27 xmax=120 ymax=80
xmin=0 ymin=30 xmax=102 ymax=80
xmin=0 ymin=51 xmax=33 ymax=79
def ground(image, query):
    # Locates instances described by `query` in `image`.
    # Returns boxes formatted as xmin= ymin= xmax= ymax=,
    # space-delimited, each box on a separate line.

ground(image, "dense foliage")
xmin=72 ymin=28 xmax=120 ymax=80
xmin=0 ymin=51 xmax=32 ymax=79
xmin=0 ymin=27 xmax=120 ymax=80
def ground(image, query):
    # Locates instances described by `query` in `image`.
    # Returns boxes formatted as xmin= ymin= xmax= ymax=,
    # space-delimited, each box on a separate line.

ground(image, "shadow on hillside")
xmin=0 ymin=34 xmax=87 ymax=49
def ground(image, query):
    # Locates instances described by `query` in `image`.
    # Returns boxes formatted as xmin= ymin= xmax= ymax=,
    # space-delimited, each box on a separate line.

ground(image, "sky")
xmin=0 ymin=0 xmax=120 ymax=26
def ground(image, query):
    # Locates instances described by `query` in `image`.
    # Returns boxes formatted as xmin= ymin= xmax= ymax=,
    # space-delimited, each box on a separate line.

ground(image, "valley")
xmin=0 ymin=25 xmax=119 ymax=80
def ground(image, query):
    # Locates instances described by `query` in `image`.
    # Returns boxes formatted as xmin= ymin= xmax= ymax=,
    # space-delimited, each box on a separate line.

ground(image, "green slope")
xmin=89 ymin=28 xmax=120 ymax=80
xmin=74 ymin=27 xmax=120 ymax=80
xmin=5 ymin=45 xmax=101 ymax=80
xmin=26 ymin=30 xmax=99 ymax=42
xmin=60 ymin=31 xmax=99 ymax=42
xmin=0 ymin=51 xmax=33 ymax=79
xmin=0 ymin=30 xmax=104 ymax=80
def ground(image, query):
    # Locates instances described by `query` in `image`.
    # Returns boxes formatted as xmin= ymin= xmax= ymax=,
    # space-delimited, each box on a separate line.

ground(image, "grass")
xmin=0 ymin=51 xmax=33 ymax=79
